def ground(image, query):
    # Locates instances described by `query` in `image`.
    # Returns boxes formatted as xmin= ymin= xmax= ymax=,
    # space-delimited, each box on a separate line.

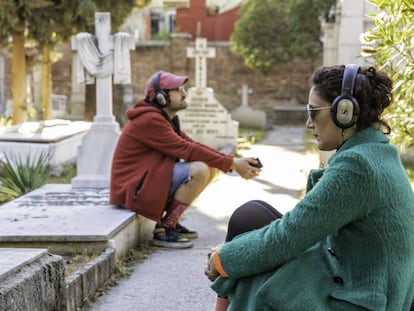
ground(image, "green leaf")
xmin=0 ymin=151 xmax=52 ymax=200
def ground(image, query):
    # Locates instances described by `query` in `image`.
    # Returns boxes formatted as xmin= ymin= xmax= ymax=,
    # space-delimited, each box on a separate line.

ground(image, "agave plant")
xmin=0 ymin=150 xmax=52 ymax=202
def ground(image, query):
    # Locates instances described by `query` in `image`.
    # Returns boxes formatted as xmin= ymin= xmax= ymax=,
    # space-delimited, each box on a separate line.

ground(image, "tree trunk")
xmin=12 ymin=31 xmax=27 ymax=124
xmin=41 ymin=45 xmax=52 ymax=120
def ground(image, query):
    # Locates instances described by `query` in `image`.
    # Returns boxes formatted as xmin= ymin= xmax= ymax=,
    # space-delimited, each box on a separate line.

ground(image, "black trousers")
xmin=225 ymin=199 xmax=282 ymax=242
xmin=224 ymin=200 xmax=414 ymax=310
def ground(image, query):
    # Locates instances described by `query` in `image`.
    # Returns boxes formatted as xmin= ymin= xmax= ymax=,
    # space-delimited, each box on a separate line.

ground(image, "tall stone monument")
xmin=178 ymin=38 xmax=238 ymax=150
xmin=71 ymin=12 xmax=134 ymax=188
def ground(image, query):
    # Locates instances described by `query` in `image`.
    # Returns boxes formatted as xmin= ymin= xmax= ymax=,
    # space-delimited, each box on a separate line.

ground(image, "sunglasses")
xmin=306 ymin=105 xmax=331 ymax=120
xmin=170 ymin=86 xmax=187 ymax=94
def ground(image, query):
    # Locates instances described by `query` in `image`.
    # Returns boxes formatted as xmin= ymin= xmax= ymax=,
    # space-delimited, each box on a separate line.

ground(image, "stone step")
xmin=0 ymin=183 xmax=155 ymax=311
xmin=0 ymin=248 xmax=65 ymax=311
xmin=0 ymin=248 xmax=48 ymax=282
xmin=0 ymin=184 xmax=154 ymax=261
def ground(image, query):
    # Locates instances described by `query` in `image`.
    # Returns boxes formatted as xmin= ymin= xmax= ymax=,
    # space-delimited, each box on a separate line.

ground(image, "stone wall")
xmin=2 ymin=34 xmax=321 ymax=125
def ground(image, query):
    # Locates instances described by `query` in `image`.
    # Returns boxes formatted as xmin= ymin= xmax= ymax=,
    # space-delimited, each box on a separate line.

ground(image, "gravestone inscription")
xmin=179 ymin=38 xmax=238 ymax=150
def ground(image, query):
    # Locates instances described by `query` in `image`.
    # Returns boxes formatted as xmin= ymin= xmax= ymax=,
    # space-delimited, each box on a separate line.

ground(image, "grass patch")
xmin=239 ymin=127 xmax=268 ymax=143
xmin=81 ymin=243 xmax=155 ymax=308
xmin=63 ymin=252 xmax=99 ymax=278
xmin=48 ymin=163 xmax=77 ymax=184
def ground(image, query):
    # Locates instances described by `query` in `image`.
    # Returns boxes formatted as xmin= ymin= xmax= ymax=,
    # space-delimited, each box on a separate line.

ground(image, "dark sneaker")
xmin=175 ymin=223 xmax=198 ymax=239
xmin=152 ymin=226 xmax=193 ymax=249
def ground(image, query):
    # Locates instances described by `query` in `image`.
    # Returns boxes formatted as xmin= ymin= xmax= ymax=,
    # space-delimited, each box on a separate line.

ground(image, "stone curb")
xmin=66 ymin=247 xmax=116 ymax=311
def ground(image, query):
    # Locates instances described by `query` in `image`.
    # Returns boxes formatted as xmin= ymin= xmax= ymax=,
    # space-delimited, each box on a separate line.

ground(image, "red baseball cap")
xmin=145 ymin=71 xmax=188 ymax=101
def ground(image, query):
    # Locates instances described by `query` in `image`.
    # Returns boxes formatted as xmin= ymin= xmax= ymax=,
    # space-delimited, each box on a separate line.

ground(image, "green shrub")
xmin=402 ymin=158 xmax=414 ymax=184
xmin=48 ymin=163 xmax=77 ymax=184
xmin=239 ymin=127 xmax=268 ymax=143
xmin=0 ymin=151 xmax=52 ymax=203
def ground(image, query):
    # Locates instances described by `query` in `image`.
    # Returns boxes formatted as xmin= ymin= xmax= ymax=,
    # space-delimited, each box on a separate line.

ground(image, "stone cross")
xmin=187 ymin=38 xmax=216 ymax=89
xmin=70 ymin=12 xmax=135 ymax=189
xmin=238 ymin=84 xmax=252 ymax=107
xmin=92 ymin=14 xmax=113 ymax=124
xmin=71 ymin=13 xmax=134 ymax=127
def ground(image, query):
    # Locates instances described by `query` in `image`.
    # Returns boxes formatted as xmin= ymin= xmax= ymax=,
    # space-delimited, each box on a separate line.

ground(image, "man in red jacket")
xmin=110 ymin=71 xmax=262 ymax=249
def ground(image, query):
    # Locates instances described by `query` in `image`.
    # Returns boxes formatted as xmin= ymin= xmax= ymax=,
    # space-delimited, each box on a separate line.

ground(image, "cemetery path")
xmin=81 ymin=126 xmax=318 ymax=311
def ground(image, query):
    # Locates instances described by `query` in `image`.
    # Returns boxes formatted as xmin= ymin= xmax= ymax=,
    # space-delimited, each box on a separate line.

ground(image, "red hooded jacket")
xmin=110 ymin=100 xmax=233 ymax=221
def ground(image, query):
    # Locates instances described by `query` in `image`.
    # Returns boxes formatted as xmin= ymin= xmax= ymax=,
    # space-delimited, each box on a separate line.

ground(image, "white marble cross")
xmin=186 ymin=38 xmax=216 ymax=89
xmin=71 ymin=12 xmax=134 ymax=127
xmin=238 ymin=84 xmax=253 ymax=107
xmin=70 ymin=12 xmax=135 ymax=189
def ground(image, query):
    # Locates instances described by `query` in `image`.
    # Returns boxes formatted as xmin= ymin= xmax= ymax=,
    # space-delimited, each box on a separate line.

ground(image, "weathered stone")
xmin=0 ymin=251 xmax=66 ymax=311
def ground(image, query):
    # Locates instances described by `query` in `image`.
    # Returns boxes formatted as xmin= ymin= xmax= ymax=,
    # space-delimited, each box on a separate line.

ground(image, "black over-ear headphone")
xmin=331 ymin=64 xmax=360 ymax=129
xmin=152 ymin=71 xmax=169 ymax=107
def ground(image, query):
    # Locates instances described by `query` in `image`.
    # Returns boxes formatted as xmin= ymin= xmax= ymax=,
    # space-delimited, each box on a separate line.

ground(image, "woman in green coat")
xmin=205 ymin=64 xmax=414 ymax=310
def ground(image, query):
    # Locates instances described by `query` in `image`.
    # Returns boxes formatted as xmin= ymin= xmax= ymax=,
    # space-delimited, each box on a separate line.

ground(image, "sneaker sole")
xmin=178 ymin=232 xmax=198 ymax=239
xmin=152 ymin=239 xmax=193 ymax=249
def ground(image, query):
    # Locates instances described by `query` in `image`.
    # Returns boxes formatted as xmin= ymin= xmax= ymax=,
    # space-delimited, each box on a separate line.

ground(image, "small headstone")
xmin=231 ymin=84 xmax=267 ymax=129
xmin=51 ymin=94 xmax=68 ymax=118
xmin=180 ymin=38 xmax=238 ymax=149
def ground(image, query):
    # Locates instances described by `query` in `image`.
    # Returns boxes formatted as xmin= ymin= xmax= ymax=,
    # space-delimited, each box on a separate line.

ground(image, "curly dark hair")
xmin=311 ymin=65 xmax=393 ymax=134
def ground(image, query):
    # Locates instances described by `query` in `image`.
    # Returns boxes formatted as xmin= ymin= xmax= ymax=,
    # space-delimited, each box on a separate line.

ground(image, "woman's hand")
xmin=205 ymin=244 xmax=223 ymax=281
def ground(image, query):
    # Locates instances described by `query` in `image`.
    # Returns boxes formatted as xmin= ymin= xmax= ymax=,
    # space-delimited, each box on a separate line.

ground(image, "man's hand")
xmin=231 ymin=157 xmax=262 ymax=179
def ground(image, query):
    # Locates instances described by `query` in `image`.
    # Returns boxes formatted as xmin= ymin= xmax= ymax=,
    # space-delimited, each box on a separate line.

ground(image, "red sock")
xmin=162 ymin=198 xmax=189 ymax=228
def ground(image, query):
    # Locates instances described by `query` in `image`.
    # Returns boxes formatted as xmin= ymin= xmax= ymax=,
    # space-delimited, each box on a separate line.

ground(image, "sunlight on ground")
xmin=193 ymin=143 xmax=319 ymax=220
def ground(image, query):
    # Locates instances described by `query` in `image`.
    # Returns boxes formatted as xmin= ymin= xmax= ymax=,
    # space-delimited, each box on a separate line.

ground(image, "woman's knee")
xmin=231 ymin=200 xmax=281 ymax=220
xmin=226 ymin=200 xmax=282 ymax=241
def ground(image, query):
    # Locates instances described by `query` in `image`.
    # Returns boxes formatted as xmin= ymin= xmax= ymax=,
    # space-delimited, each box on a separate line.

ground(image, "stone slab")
xmin=0 ymin=184 xmax=135 ymax=242
xmin=0 ymin=119 xmax=91 ymax=143
xmin=273 ymin=105 xmax=308 ymax=125
xmin=0 ymin=251 xmax=65 ymax=311
xmin=0 ymin=248 xmax=48 ymax=282
xmin=231 ymin=105 xmax=267 ymax=129
xmin=0 ymin=120 xmax=91 ymax=166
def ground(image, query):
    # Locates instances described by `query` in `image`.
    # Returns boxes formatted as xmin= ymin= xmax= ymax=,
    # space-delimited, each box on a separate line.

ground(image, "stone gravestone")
xmin=71 ymin=12 xmax=134 ymax=188
xmin=231 ymin=84 xmax=266 ymax=129
xmin=178 ymin=38 xmax=238 ymax=150
xmin=51 ymin=94 xmax=68 ymax=118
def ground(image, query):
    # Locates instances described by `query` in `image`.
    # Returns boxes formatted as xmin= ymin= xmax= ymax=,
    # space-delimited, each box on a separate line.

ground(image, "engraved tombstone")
xmin=179 ymin=38 xmax=238 ymax=150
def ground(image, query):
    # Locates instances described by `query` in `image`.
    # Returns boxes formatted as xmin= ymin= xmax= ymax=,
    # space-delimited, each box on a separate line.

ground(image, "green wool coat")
xmin=212 ymin=127 xmax=414 ymax=310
